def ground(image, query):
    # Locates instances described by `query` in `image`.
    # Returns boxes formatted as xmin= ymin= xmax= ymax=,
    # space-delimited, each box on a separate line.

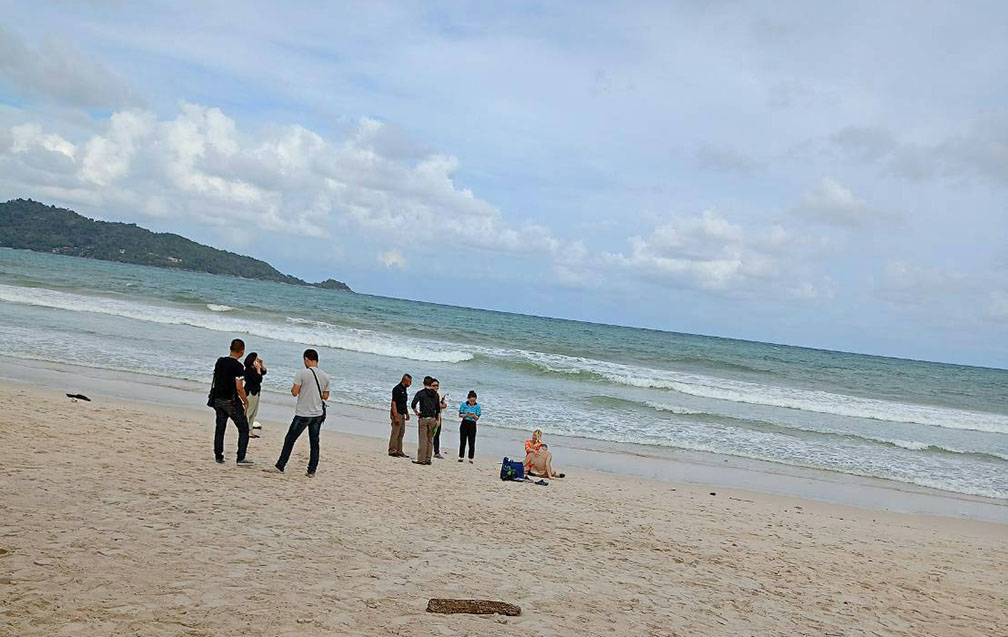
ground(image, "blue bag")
xmin=500 ymin=457 xmax=525 ymax=481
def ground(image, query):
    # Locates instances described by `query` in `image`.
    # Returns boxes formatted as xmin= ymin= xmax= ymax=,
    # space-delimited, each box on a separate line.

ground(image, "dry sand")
xmin=0 ymin=383 xmax=1005 ymax=636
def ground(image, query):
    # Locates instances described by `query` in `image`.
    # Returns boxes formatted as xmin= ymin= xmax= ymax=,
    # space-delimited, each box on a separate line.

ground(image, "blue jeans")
xmin=275 ymin=415 xmax=324 ymax=473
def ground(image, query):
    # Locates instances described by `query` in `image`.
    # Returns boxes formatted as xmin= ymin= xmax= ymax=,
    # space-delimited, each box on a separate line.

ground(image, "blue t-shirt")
xmin=459 ymin=401 xmax=481 ymax=422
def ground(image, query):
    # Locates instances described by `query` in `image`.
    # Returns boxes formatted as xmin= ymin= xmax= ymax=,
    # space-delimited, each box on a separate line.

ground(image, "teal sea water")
xmin=2 ymin=247 xmax=1007 ymax=499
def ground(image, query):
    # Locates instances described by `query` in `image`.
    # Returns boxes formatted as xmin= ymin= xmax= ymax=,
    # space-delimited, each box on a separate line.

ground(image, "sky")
xmin=0 ymin=1 xmax=1006 ymax=367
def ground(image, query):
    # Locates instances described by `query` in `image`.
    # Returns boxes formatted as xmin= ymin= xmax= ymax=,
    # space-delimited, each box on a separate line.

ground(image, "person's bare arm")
xmin=291 ymin=383 xmax=301 ymax=397
xmin=322 ymin=390 xmax=330 ymax=401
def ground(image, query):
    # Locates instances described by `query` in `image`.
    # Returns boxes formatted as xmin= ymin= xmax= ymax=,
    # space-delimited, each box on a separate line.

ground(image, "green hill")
xmin=0 ymin=199 xmax=351 ymax=291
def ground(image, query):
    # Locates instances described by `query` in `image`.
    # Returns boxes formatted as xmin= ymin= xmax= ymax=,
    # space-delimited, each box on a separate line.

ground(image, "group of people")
xmin=210 ymin=338 xmax=561 ymax=479
xmin=387 ymin=374 xmax=482 ymax=465
xmin=209 ymin=338 xmax=330 ymax=476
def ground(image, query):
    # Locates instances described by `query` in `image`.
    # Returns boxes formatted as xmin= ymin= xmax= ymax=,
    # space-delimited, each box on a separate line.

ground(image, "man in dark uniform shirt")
xmin=411 ymin=376 xmax=442 ymax=465
xmin=211 ymin=338 xmax=253 ymax=466
xmin=388 ymin=373 xmax=412 ymax=457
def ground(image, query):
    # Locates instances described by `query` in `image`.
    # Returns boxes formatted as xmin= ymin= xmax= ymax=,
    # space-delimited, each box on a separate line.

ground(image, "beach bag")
xmin=499 ymin=457 xmax=525 ymax=481
xmin=207 ymin=359 xmax=219 ymax=408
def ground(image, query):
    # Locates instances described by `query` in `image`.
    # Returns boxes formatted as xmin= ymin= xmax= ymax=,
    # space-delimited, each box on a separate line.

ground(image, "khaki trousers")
xmin=417 ymin=417 xmax=437 ymax=463
xmin=246 ymin=393 xmax=261 ymax=430
xmin=388 ymin=414 xmax=405 ymax=455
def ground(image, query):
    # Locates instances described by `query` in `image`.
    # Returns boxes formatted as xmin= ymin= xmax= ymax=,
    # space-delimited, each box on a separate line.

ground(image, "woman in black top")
xmin=243 ymin=352 xmax=267 ymax=437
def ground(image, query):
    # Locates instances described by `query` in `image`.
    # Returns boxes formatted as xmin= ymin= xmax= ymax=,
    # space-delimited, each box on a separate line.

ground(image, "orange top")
xmin=525 ymin=439 xmax=543 ymax=455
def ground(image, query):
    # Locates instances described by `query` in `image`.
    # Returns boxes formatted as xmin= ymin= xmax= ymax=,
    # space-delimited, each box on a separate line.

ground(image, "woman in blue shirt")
xmin=457 ymin=390 xmax=481 ymax=463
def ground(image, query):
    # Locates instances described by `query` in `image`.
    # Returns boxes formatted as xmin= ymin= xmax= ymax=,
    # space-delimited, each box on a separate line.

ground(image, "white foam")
xmin=659 ymin=376 xmax=1008 ymax=435
xmin=884 ymin=438 xmax=930 ymax=451
xmin=479 ymin=347 xmax=1008 ymax=435
xmin=0 ymin=284 xmax=472 ymax=364
xmin=643 ymin=402 xmax=704 ymax=416
xmin=206 ymin=304 xmax=233 ymax=312
xmin=639 ymin=402 xmax=1008 ymax=459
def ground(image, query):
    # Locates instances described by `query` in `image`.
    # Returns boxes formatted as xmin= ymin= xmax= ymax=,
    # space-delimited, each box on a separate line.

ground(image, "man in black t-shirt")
xmin=388 ymin=373 xmax=412 ymax=458
xmin=210 ymin=338 xmax=253 ymax=466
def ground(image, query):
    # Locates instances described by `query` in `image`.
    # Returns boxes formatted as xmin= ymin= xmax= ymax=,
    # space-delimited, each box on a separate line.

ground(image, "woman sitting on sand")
xmin=524 ymin=429 xmax=564 ymax=479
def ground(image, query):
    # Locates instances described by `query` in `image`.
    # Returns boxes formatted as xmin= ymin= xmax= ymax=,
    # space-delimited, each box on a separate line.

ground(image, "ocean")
xmin=1 ymin=247 xmax=1006 ymax=500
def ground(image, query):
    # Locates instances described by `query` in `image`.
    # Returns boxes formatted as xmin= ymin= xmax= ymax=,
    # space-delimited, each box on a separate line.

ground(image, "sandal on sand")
xmin=535 ymin=479 xmax=549 ymax=486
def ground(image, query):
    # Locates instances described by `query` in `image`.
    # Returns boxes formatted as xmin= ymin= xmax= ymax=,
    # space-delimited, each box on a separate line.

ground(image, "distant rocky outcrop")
xmin=0 ymin=199 xmax=353 ymax=293
xmin=313 ymin=278 xmax=352 ymax=292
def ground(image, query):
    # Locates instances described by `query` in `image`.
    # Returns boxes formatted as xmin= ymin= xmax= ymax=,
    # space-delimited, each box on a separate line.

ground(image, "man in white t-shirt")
xmin=269 ymin=348 xmax=330 ymax=477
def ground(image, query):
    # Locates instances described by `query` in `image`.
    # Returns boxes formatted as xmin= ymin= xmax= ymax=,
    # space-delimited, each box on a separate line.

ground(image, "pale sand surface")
xmin=1 ymin=384 xmax=1006 ymax=636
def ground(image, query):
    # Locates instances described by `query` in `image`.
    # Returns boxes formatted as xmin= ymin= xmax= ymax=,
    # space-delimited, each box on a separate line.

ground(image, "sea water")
xmin=1 ymin=247 xmax=1006 ymax=499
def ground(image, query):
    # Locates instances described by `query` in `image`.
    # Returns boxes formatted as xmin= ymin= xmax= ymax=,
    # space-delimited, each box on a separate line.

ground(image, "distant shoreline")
xmin=0 ymin=199 xmax=353 ymax=292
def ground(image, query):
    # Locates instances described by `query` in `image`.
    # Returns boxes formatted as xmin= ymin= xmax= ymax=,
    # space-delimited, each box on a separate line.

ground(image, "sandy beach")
xmin=0 ymin=380 xmax=1005 ymax=636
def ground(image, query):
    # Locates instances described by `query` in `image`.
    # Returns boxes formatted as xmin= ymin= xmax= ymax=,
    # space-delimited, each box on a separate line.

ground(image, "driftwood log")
xmin=426 ymin=598 xmax=521 ymax=616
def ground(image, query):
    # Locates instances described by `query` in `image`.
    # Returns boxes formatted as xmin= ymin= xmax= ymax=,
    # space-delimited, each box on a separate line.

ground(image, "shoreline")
xmin=2 ymin=354 xmax=1005 ymax=525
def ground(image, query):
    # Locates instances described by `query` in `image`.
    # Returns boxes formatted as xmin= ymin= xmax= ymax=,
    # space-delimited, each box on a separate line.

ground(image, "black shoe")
xmin=306 ymin=471 xmax=315 ymax=478
xmin=433 ymin=454 xmax=444 ymax=459
xmin=236 ymin=458 xmax=254 ymax=466
xmin=215 ymin=457 xmax=225 ymax=464
xmin=397 ymin=453 xmax=410 ymax=458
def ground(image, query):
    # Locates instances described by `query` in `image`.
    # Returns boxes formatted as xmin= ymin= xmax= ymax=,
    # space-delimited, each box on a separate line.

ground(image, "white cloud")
xmin=601 ymin=210 xmax=801 ymax=292
xmin=0 ymin=27 xmax=136 ymax=108
xmin=0 ymin=102 xmax=564 ymax=252
xmin=791 ymin=177 xmax=898 ymax=227
xmin=10 ymin=123 xmax=76 ymax=160
xmin=380 ymin=248 xmax=407 ymax=269
xmin=80 ymin=110 xmax=155 ymax=186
